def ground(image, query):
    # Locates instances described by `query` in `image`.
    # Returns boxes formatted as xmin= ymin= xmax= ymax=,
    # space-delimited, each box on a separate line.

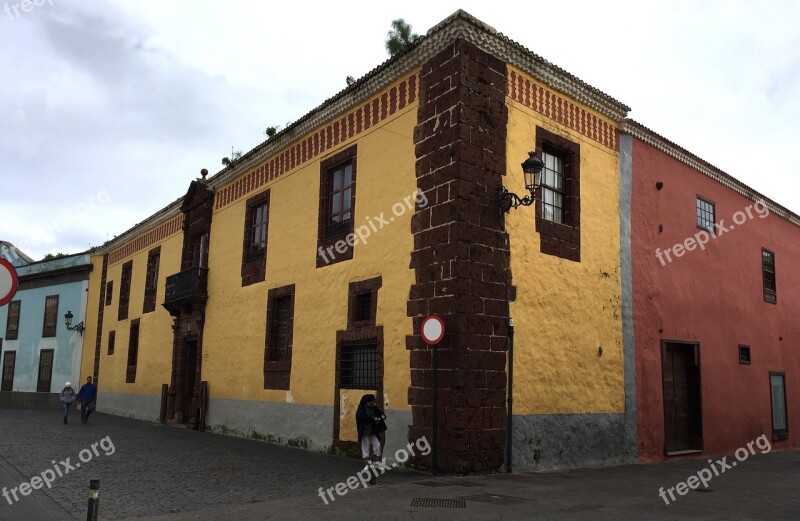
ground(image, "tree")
xmin=385 ymin=19 xmax=418 ymax=57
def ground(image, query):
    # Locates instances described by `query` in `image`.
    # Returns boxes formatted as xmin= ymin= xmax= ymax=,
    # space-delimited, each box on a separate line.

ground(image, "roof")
xmin=621 ymin=119 xmax=800 ymax=228
xmin=97 ymin=9 xmax=631 ymax=256
xmin=0 ymin=241 xmax=35 ymax=266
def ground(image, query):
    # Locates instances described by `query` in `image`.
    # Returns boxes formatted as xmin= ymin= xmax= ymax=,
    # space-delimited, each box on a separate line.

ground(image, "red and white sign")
xmin=0 ymin=259 xmax=18 ymax=307
xmin=420 ymin=315 xmax=445 ymax=345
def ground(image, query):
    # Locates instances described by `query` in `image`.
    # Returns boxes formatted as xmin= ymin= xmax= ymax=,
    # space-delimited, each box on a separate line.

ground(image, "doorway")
xmin=662 ymin=341 xmax=703 ymax=453
xmin=182 ymin=340 xmax=198 ymax=423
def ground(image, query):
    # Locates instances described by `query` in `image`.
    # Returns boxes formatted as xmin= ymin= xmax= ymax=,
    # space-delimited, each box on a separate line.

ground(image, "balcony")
xmin=163 ymin=267 xmax=208 ymax=316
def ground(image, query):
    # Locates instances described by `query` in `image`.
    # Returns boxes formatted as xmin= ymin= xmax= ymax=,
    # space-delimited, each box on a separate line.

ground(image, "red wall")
xmin=631 ymin=138 xmax=800 ymax=461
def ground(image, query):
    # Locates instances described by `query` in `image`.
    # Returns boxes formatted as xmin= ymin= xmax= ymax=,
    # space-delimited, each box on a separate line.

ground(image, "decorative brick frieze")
xmin=408 ymin=38 xmax=511 ymax=473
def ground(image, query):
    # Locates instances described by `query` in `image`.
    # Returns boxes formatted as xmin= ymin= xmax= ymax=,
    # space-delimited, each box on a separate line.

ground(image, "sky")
xmin=2 ymin=0 xmax=798 ymax=260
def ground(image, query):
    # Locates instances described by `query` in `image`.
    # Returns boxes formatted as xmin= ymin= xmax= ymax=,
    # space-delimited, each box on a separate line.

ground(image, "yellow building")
xmin=80 ymin=11 xmax=633 ymax=471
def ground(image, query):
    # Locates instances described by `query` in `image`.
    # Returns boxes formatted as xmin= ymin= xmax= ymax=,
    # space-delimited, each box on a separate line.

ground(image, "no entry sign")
xmin=0 ymin=259 xmax=18 ymax=307
xmin=420 ymin=315 xmax=445 ymax=345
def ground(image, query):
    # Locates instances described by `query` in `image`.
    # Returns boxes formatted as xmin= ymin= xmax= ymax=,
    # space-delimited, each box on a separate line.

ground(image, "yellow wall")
xmin=203 ymin=77 xmax=419 ymax=412
xmin=505 ymin=67 xmax=624 ymax=414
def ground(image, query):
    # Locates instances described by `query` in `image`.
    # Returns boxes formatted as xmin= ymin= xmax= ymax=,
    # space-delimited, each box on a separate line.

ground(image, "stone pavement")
xmin=1 ymin=408 xmax=798 ymax=520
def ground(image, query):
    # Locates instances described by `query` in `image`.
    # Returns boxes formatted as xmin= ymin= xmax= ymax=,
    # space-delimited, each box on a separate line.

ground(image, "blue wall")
xmin=0 ymin=254 xmax=91 ymax=393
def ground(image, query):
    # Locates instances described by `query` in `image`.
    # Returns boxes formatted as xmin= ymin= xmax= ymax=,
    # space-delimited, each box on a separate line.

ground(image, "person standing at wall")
xmin=356 ymin=394 xmax=387 ymax=484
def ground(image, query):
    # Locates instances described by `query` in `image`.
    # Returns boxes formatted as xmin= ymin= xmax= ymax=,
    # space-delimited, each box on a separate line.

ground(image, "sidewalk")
xmin=0 ymin=456 xmax=72 ymax=521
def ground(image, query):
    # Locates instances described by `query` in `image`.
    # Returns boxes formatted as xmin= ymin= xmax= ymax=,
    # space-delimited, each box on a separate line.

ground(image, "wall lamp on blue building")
xmin=64 ymin=310 xmax=85 ymax=336
xmin=499 ymin=152 xmax=545 ymax=214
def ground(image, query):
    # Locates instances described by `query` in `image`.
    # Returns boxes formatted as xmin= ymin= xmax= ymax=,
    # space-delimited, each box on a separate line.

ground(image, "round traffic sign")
xmin=420 ymin=315 xmax=445 ymax=345
xmin=0 ymin=259 xmax=18 ymax=307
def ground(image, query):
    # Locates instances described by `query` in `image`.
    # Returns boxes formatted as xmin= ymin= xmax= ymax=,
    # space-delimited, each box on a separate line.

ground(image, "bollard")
xmin=86 ymin=478 xmax=100 ymax=521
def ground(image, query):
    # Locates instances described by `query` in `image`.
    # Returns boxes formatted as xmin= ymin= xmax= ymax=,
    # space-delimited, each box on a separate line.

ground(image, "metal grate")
xmin=338 ymin=343 xmax=378 ymax=389
xmin=410 ymin=498 xmax=466 ymax=508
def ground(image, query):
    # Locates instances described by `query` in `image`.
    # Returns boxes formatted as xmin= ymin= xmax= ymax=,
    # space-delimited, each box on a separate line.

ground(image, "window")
xmin=241 ymin=191 xmax=270 ymax=286
xmin=1 ymin=349 xmax=14 ymax=391
xmin=738 ymin=345 xmax=751 ymax=365
xmin=534 ymin=127 xmax=580 ymax=262
xmin=126 ymin=319 xmax=140 ymax=383
xmin=338 ymin=343 xmax=379 ymax=389
xmin=541 ymin=151 xmax=565 ymax=224
xmin=105 ymin=281 xmax=113 ymax=306
xmin=119 ymin=260 xmax=133 ymax=320
xmin=36 ymin=349 xmax=54 ymax=392
xmin=348 ymin=277 xmax=381 ymax=327
xmin=317 ymin=145 xmax=357 ymax=267
xmin=696 ymin=197 xmax=715 ymax=231
xmin=762 ymin=249 xmax=776 ymax=303
xmin=770 ymin=372 xmax=788 ymax=441
xmin=143 ymin=247 xmax=161 ymax=313
xmin=354 ymin=292 xmax=372 ymax=323
xmin=108 ymin=331 xmax=116 ymax=355
xmin=5 ymin=300 xmax=20 ymax=340
xmin=42 ymin=295 xmax=59 ymax=337
xmin=264 ymin=285 xmax=295 ymax=390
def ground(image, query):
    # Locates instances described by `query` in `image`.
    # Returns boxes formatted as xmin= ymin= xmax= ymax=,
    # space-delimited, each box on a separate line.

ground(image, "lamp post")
xmin=64 ymin=310 xmax=85 ymax=336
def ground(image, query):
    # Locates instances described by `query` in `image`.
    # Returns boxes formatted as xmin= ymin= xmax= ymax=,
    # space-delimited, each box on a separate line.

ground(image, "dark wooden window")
xmin=762 ymin=249 xmax=776 ymax=303
xmin=1 ymin=349 xmax=14 ymax=391
xmin=534 ymin=127 xmax=581 ymax=262
xmin=143 ymin=247 xmax=160 ymax=313
xmin=241 ymin=191 xmax=270 ymax=286
xmin=126 ymin=319 xmax=140 ymax=383
xmin=738 ymin=345 xmax=751 ymax=365
xmin=119 ymin=260 xmax=133 ymax=320
xmin=348 ymin=277 xmax=381 ymax=328
xmin=696 ymin=197 xmax=715 ymax=231
xmin=42 ymin=295 xmax=59 ymax=338
xmin=108 ymin=331 xmax=116 ymax=355
xmin=264 ymin=284 xmax=295 ymax=390
xmin=354 ymin=292 xmax=372 ymax=323
xmin=36 ymin=349 xmax=54 ymax=392
xmin=105 ymin=281 xmax=113 ymax=306
xmin=338 ymin=343 xmax=379 ymax=389
xmin=317 ymin=145 xmax=357 ymax=267
xmin=5 ymin=300 xmax=20 ymax=340
xmin=770 ymin=372 xmax=788 ymax=441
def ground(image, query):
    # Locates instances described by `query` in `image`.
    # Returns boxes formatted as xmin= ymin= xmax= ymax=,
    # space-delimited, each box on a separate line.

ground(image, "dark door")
xmin=182 ymin=340 xmax=198 ymax=423
xmin=662 ymin=342 xmax=703 ymax=453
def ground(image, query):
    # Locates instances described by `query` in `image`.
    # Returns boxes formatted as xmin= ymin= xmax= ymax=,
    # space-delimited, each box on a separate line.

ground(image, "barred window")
xmin=338 ymin=343 xmax=378 ymax=390
xmin=762 ymin=249 xmax=776 ymax=304
xmin=696 ymin=197 xmax=715 ymax=231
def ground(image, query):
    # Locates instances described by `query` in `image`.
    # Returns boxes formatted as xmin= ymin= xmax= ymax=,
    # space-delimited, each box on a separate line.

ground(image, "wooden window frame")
xmin=348 ymin=276 xmax=381 ymax=328
xmin=42 ymin=295 xmax=59 ymax=338
xmin=762 ymin=248 xmax=776 ymax=304
xmin=36 ymin=349 xmax=54 ymax=393
xmin=119 ymin=260 xmax=133 ymax=320
xmin=264 ymin=284 xmax=295 ymax=390
xmin=143 ymin=247 xmax=161 ymax=314
xmin=769 ymin=371 xmax=788 ymax=441
xmin=105 ymin=281 xmax=113 ymax=306
xmin=108 ymin=330 xmax=116 ymax=356
xmin=317 ymin=145 xmax=357 ymax=268
xmin=738 ymin=345 xmax=751 ymax=365
xmin=1 ymin=349 xmax=14 ymax=391
xmin=241 ymin=190 xmax=270 ymax=287
xmin=126 ymin=319 xmax=140 ymax=383
xmin=696 ymin=196 xmax=716 ymax=231
xmin=5 ymin=300 xmax=20 ymax=340
xmin=534 ymin=127 xmax=581 ymax=262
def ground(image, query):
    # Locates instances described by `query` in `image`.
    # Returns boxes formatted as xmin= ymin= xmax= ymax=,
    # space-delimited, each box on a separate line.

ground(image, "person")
xmin=356 ymin=394 xmax=387 ymax=484
xmin=76 ymin=376 xmax=97 ymax=424
xmin=59 ymin=382 xmax=76 ymax=424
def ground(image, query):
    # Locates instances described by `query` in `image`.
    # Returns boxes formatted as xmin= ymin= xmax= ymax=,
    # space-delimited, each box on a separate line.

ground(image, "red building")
xmin=622 ymin=120 xmax=800 ymax=461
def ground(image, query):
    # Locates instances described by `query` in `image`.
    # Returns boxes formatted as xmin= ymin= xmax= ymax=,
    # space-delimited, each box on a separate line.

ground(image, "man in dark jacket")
xmin=76 ymin=376 xmax=97 ymax=424
xmin=356 ymin=394 xmax=386 ymax=484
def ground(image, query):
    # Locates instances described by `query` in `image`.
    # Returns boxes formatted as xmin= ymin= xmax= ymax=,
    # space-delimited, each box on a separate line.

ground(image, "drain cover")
xmin=459 ymin=493 xmax=532 ymax=505
xmin=411 ymin=498 xmax=467 ymax=508
xmin=692 ymin=488 xmax=714 ymax=493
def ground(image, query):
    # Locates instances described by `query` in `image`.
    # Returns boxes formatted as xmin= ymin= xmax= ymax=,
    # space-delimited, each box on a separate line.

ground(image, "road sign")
xmin=0 ymin=259 xmax=18 ymax=307
xmin=420 ymin=315 xmax=445 ymax=345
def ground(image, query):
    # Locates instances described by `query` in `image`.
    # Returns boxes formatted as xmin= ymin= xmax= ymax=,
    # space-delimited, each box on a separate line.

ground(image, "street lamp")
xmin=499 ymin=152 xmax=545 ymax=213
xmin=64 ymin=310 xmax=85 ymax=336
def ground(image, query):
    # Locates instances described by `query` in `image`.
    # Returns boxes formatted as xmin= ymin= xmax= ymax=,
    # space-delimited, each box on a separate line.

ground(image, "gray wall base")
xmin=97 ymin=392 xmax=161 ymax=422
xmin=0 ymin=391 xmax=60 ymax=410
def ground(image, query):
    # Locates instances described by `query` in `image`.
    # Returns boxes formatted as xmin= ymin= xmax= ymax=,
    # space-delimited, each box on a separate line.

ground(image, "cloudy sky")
xmin=2 ymin=0 xmax=798 ymax=260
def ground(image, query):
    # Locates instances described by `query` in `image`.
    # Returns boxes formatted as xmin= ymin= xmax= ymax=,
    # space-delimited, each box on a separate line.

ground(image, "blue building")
xmin=0 ymin=251 xmax=92 ymax=407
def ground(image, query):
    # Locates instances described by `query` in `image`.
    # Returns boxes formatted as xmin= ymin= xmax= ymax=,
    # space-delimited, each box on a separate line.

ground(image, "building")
xmin=79 ymin=10 xmax=633 ymax=472
xmin=621 ymin=121 xmax=800 ymax=460
xmin=0 ymin=253 xmax=92 ymax=408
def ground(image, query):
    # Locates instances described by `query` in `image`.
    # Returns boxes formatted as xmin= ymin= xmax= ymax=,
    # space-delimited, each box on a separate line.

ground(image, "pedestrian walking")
xmin=76 ymin=376 xmax=97 ymax=424
xmin=59 ymin=382 xmax=76 ymax=424
xmin=356 ymin=394 xmax=387 ymax=484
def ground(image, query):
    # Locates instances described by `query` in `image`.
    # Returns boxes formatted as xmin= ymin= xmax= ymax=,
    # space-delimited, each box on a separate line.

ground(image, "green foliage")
xmin=265 ymin=126 xmax=279 ymax=138
xmin=222 ymin=150 xmax=243 ymax=167
xmin=385 ymin=18 xmax=418 ymax=57
xmin=41 ymin=253 xmax=69 ymax=261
